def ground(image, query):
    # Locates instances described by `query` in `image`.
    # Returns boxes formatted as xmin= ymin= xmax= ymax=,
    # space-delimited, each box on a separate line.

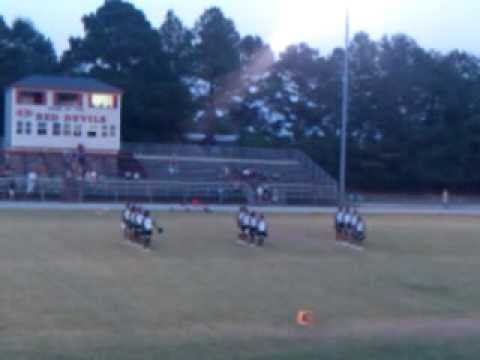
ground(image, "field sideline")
xmin=1 ymin=209 xmax=480 ymax=359
xmin=3 ymin=200 xmax=480 ymax=215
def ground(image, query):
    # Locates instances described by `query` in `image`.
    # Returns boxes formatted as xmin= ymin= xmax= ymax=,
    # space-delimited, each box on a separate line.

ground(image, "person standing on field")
xmin=334 ymin=207 xmax=344 ymax=241
xmin=343 ymin=207 xmax=352 ymax=240
xmin=353 ymin=216 xmax=366 ymax=245
xmin=349 ymin=209 xmax=359 ymax=240
xmin=142 ymin=210 xmax=154 ymax=249
xmin=255 ymin=214 xmax=268 ymax=247
xmin=248 ymin=211 xmax=258 ymax=246
xmin=237 ymin=207 xmax=249 ymax=242
xmin=442 ymin=189 xmax=449 ymax=209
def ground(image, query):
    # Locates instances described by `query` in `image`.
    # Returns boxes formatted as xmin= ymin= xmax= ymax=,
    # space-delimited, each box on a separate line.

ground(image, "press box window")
xmin=37 ymin=122 xmax=48 ymax=136
xmin=87 ymin=127 xmax=97 ymax=138
xmin=101 ymin=125 xmax=108 ymax=138
xmin=25 ymin=122 xmax=32 ymax=135
xmin=73 ymin=124 xmax=82 ymax=137
xmin=17 ymin=90 xmax=46 ymax=105
xmin=16 ymin=121 xmax=23 ymax=135
xmin=90 ymin=93 xmax=116 ymax=109
xmin=54 ymin=92 xmax=82 ymax=107
xmin=109 ymin=125 xmax=116 ymax=137
xmin=53 ymin=123 xmax=61 ymax=136
xmin=63 ymin=123 xmax=72 ymax=136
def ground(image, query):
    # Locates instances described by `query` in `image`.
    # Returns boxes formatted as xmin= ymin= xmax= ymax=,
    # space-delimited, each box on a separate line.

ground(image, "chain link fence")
xmin=0 ymin=177 xmax=337 ymax=206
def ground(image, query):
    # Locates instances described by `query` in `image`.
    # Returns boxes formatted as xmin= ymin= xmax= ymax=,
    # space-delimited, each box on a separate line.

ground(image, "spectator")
xmin=168 ymin=155 xmax=179 ymax=175
xmin=223 ymin=166 xmax=230 ymax=178
xmin=256 ymin=185 xmax=264 ymax=202
xmin=263 ymin=185 xmax=272 ymax=202
xmin=242 ymin=168 xmax=252 ymax=177
xmin=218 ymin=187 xmax=224 ymax=202
xmin=167 ymin=161 xmax=179 ymax=175
xmin=442 ymin=189 xmax=450 ymax=209
xmin=26 ymin=170 xmax=37 ymax=194
xmin=272 ymin=188 xmax=279 ymax=203
xmin=76 ymin=144 xmax=86 ymax=169
xmin=85 ymin=170 xmax=97 ymax=183
xmin=8 ymin=180 xmax=16 ymax=200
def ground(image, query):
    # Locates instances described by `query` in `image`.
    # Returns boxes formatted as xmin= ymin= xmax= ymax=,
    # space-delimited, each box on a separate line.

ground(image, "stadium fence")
xmin=0 ymin=177 xmax=337 ymax=206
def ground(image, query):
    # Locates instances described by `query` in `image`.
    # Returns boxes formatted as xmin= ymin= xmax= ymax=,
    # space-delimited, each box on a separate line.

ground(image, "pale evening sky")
xmin=1 ymin=0 xmax=480 ymax=56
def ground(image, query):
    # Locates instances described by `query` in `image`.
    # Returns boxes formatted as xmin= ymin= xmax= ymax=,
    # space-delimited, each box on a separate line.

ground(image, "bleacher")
xmin=0 ymin=143 xmax=337 ymax=205
xmin=136 ymin=157 xmax=312 ymax=183
xmin=123 ymin=143 xmax=336 ymax=186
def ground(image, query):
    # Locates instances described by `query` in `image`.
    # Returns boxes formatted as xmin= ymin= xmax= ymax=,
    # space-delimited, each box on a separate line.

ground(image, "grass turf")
xmin=1 ymin=210 xmax=480 ymax=359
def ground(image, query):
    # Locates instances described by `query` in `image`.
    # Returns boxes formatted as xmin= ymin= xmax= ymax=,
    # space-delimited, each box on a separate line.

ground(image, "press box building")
xmin=4 ymin=75 xmax=122 ymax=153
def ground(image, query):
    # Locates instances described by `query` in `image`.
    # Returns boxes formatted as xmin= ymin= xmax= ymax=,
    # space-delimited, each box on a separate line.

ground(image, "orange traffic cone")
xmin=296 ymin=310 xmax=313 ymax=326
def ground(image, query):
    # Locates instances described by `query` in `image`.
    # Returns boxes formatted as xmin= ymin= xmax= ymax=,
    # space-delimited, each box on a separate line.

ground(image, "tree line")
xmin=1 ymin=0 xmax=480 ymax=192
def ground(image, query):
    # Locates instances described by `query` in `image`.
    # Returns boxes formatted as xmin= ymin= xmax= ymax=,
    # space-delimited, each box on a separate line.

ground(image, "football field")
xmin=1 ymin=209 xmax=480 ymax=359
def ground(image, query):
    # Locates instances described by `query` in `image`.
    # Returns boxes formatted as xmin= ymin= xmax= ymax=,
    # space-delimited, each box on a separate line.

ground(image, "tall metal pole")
xmin=339 ymin=8 xmax=350 ymax=205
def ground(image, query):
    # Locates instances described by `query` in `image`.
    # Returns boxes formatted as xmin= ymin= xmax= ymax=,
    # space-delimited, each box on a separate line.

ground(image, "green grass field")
xmin=1 ymin=209 xmax=480 ymax=359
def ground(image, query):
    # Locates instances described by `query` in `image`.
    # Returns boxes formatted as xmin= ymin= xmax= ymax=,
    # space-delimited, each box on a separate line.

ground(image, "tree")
xmin=159 ymin=10 xmax=194 ymax=76
xmin=192 ymin=7 xmax=241 ymax=139
xmin=61 ymin=0 xmax=192 ymax=142
xmin=0 ymin=17 xmax=57 ymax=135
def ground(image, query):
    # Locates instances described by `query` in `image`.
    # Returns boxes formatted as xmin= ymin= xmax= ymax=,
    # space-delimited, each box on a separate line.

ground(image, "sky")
xmin=2 ymin=0 xmax=480 ymax=56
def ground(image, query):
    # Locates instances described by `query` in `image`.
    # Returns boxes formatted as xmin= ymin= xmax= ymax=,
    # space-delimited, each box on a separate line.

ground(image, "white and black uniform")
xmin=256 ymin=219 xmax=268 ymax=237
xmin=355 ymin=221 xmax=365 ymax=242
xmin=135 ymin=212 xmax=144 ymax=234
xmin=350 ymin=214 xmax=359 ymax=229
xmin=142 ymin=216 xmax=153 ymax=248
xmin=143 ymin=217 xmax=153 ymax=235
xmin=248 ymin=215 xmax=257 ymax=240
xmin=129 ymin=211 xmax=137 ymax=229
xmin=240 ymin=212 xmax=250 ymax=233
xmin=237 ymin=211 xmax=245 ymax=230
xmin=256 ymin=219 xmax=268 ymax=246
xmin=122 ymin=208 xmax=130 ymax=229
xmin=335 ymin=210 xmax=343 ymax=231
xmin=344 ymin=212 xmax=352 ymax=230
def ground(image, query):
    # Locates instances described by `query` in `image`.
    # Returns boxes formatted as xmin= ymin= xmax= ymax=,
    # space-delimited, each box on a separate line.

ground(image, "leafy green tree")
xmin=159 ymin=10 xmax=194 ymax=76
xmin=0 ymin=17 xmax=57 ymax=135
xmin=61 ymin=0 xmax=192 ymax=142
xmin=192 ymin=7 xmax=241 ymax=139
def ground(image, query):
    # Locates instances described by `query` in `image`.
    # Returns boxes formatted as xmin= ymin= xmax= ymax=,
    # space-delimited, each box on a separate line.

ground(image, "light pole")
xmin=339 ymin=8 xmax=350 ymax=205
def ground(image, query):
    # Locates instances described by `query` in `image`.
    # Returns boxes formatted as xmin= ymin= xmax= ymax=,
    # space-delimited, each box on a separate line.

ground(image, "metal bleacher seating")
xmin=0 ymin=142 xmax=337 ymax=205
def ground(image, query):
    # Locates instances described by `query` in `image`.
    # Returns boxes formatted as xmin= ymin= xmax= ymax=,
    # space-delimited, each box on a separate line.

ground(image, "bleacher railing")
xmin=0 ymin=177 xmax=337 ymax=206
xmin=122 ymin=142 xmax=293 ymax=160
